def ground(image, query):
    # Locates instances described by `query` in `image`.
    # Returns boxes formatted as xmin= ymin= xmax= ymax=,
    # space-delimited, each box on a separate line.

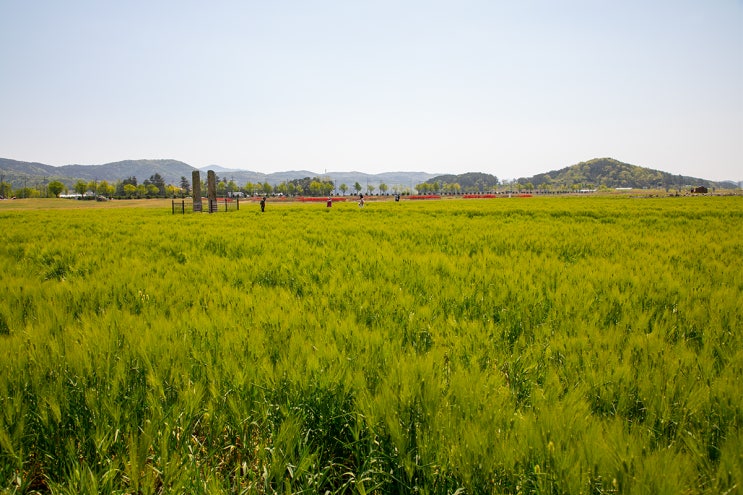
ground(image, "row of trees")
xmin=412 ymin=180 xmax=630 ymax=194
xmin=0 ymin=174 xmax=179 ymax=199
xmin=3 ymin=174 xmax=514 ymax=200
xmin=415 ymin=182 xmax=462 ymax=195
xmin=1 ymin=176 xmax=416 ymax=199
xmin=0 ymin=178 xmax=69 ymax=199
xmin=66 ymin=174 xmax=176 ymax=198
xmin=0 ymin=175 xmax=563 ymax=199
xmin=228 ymin=177 xmax=412 ymax=197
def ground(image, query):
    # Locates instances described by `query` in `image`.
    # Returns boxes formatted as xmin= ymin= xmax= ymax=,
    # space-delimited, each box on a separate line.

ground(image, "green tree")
xmin=74 ymin=180 xmax=87 ymax=195
xmin=309 ymin=180 xmax=323 ymax=196
xmin=263 ymin=182 xmax=273 ymax=195
xmin=123 ymin=184 xmax=137 ymax=198
xmin=366 ymin=184 xmax=375 ymax=195
xmin=379 ymin=183 xmax=388 ymax=195
xmin=443 ymin=183 xmax=461 ymax=194
xmin=48 ymin=181 xmax=65 ymax=198
xmin=339 ymin=183 xmax=348 ymax=195
xmin=97 ymin=180 xmax=112 ymax=197
xmin=115 ymin=177 xmax=137 ymax=197
xmin=244 ymin=182 xmax=255 ymax=197
xmin=0 ymin=181 xmax=12 ymax=198
xmin=179 ymin=176 xmax=191 ymax=196
xmin=17 ymin=187 xmax=38 ymax=198
xmin=354 ymin=182 xmax=362 ymax=194
xmin=144 ymin=174 xmax=166 ymax=197
xmin=146 ymin=184 xmax=160 ymax=197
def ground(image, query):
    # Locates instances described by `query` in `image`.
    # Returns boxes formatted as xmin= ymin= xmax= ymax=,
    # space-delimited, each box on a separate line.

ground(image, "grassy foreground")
xmin=0 ymin=196 xmax=741 ymax=494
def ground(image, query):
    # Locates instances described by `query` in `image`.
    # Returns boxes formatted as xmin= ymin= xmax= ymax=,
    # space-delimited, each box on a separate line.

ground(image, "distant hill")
xmin=0 ymin=158 xmax=74 ymax=190
xmin=419 ymin=158 xmax=736 ymax=191
xmin=1 ymin=156 xmax=736 ymax=193
xmin=0 ymin=158 xmax=437 ymax=191
xmin=516 ymin=157 xmax=735 ymax=190
xmin=0 ymin=158 xmax=58 ymax=176
xmin=0 ymin=158 xmax=196 ymax=188
xmin=60 ymin=160 xmax=196 ymax=185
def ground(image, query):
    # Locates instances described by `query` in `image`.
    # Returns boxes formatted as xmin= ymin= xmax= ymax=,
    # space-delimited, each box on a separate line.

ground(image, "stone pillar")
xmin=192 ymin=170 xmax=202 ymax=212
xmin=207 ymin=170 xmax=218 ymax=213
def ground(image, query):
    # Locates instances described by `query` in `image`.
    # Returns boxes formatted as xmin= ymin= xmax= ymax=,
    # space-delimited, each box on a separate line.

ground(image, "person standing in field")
xmin=327 ymin=197 xmax=332 ymax=208
xmin=260 ymin=197 xmax=266 ymax=212
xmin=358 ymin=194 xmax=364 ymax=208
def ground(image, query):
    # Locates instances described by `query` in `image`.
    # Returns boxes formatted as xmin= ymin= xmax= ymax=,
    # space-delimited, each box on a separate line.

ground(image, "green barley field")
xmin=0 ymin=196 xmax=741 ymax=494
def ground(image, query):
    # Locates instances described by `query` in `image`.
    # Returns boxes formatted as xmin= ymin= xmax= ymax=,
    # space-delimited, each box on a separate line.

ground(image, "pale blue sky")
xmin=1 ymin=0 xmax=741 ymax=181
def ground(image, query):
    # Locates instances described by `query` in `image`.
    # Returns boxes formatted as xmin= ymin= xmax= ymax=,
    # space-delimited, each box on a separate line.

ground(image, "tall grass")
xmin=0 ymin=196 xmax=741 ymax=493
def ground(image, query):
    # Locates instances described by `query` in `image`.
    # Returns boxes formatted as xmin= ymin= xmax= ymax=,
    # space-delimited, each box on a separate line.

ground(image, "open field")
xmin=0 ymin=196 xmax=741 ymax=494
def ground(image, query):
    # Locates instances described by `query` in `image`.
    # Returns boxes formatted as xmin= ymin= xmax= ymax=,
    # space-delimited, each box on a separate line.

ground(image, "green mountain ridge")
xmin=0 ymin=158 xmax=196 ymax=189
xmin=424 ymin=158 xmax=737 ymax=191
xmin=0 ymin=158 xmax=437 ymax=191
xmin=516 ymin=157 xmax=735 ymax=190
xmin=1 ymin=157 xmax=737 ymax=192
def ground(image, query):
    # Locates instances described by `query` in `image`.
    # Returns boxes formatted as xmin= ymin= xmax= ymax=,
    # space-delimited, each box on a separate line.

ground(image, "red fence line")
xmin=296 ymin=197 xmax=348 ymax=202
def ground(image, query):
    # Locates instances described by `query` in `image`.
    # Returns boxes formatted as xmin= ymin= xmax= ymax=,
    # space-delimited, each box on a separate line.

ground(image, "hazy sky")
xmin=1 ymin=1 xmax=741 ymax=181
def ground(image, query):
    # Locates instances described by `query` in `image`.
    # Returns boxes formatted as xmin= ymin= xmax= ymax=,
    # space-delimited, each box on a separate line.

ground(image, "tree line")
xmin=1 ymin=172 xmax=531 ymax=199
xmin=1 ymin=174 xmax=413 ymax=199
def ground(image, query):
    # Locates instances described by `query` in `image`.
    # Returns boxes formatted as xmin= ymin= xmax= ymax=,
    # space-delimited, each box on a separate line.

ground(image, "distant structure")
xmin=691 ymin=186 xmax=708 ymax=194
xmin=207 ymin=170 xmax=218 ymax=213
xmin=192 ymin=170 xmax=202 ymax=212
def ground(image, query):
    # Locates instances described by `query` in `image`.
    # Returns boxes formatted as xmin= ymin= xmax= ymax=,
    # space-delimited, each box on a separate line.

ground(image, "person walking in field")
xmin=260 ymin=197 xmax=266 ymax=212
xmin=358 ymin=194 xmax=365 ymax=208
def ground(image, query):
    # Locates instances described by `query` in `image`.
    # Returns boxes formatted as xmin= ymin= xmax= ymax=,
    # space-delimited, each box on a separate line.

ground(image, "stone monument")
xmin=192 ymin=170 xmax=202 ymax=212
xmin=207 ymin=170 xmax=218 ymax=213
